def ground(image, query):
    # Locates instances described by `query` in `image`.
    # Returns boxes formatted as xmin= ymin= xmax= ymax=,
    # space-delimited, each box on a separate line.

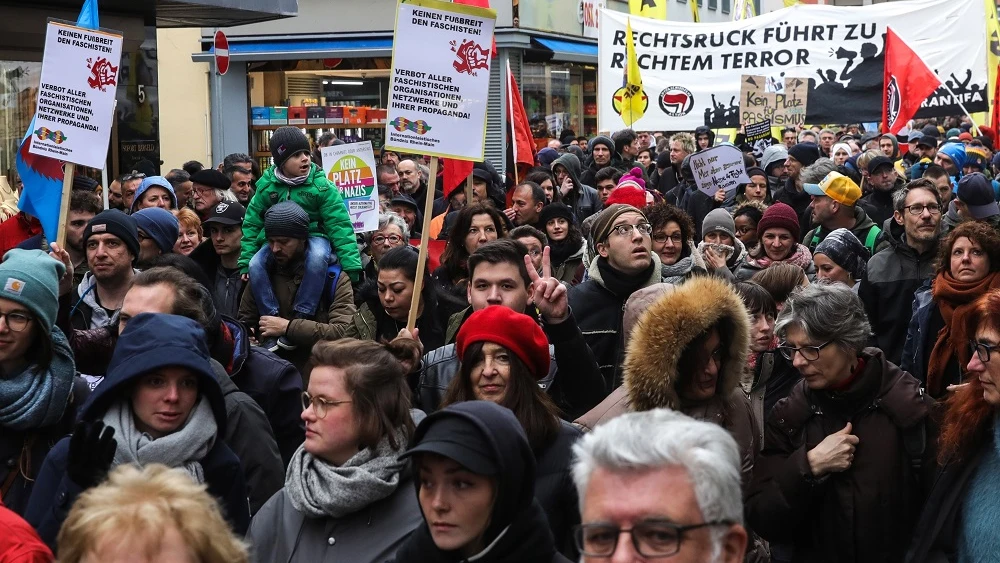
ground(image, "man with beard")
xmin=190 ymin=169 xmax=235 ymax=221
xmin=505 ymin=181 xmax=546 ymax=229
xmin=397 ymin=158 xmax=440 ymax=211
xmin=581 ymin=135 xmax=617 ymax=187
xmin=68 ymin=210 xmax=139 ymax=329
xmin=859 ymin=179 xmax=942 ymax=364
xmin=803 ymin=171 xmax=880 ymax=255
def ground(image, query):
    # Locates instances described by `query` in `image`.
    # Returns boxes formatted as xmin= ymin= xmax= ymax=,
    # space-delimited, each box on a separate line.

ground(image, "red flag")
xmin=452 ymin=0 xmax=496 ymax=56
xmin=992 ymin=63 xmax=1000 ymax=140
xmin=441 ymin=158 xmax=474 ymax=201
xmin=883 ymin=27 xmax=941 ymax=135
xmin=507 ymin=66 xmax=536 ymax=175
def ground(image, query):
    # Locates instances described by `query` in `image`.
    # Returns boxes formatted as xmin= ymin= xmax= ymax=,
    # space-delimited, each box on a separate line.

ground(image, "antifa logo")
xmin=885 ymin=75 xmax=900 ymax=127
xmin=658 ymin=86 xmax=694 ymax=117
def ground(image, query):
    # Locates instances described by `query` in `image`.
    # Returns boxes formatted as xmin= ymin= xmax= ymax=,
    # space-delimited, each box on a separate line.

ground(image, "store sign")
xmin=385 ymin=0 xmax=496 ymax=161
xmin=29 ymin=21 xmax=123 ymax=168
xmin=597 ymin=0 xmax=987 ymax=131
xmin=322 ymin=141 xmax=379 ymax=233
xmin=579 ymin=0 xmax=606 ymax=39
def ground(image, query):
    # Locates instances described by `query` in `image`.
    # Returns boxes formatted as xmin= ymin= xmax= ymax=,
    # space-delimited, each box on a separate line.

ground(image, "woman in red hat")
xmin=735 ymin=202 xmax=815 ymax=281
xmin=441 ymin=305 xmax=581 ymax=559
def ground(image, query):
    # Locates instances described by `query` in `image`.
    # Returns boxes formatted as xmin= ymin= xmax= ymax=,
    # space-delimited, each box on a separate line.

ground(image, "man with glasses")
xmin=569 ymin=204 xmax=661 ymax=391
xmin=859 ymin=179 xmax=942 ymax=364
xmin=572 ymin=409 xmax=748 ymax=562
xmin=189 ymin=169 xmax=235 ymax=221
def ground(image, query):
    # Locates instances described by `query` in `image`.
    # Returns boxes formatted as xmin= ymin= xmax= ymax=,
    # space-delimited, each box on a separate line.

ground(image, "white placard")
xmin=321 ymin=141 xmax=380 ymax=234
xmin=689 ymin=145 xmax=750 ymax=197
xmin=29 ymin=21 xmax=122 ymax=168
xmin=385 ymin=0 xmax=496 ymax=161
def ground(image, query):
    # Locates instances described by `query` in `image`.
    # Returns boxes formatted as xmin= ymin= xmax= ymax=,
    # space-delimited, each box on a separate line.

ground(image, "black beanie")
xmin=264 ymin=200 xmax=310 ymax=239
xmin=83 ymin=209 xmax=140 ymax=264
xmin=269 ymin=126 xmax=312 ymax=170
xmin=539 ymin=202 xmax=576 ymax=226
xmin=787 ymin=142 xmax=821 ymax=168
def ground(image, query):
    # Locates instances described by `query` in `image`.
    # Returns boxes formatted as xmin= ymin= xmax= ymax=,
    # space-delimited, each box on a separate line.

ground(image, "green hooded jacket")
xmin=238 ymin=163 xmax=362 ymax=276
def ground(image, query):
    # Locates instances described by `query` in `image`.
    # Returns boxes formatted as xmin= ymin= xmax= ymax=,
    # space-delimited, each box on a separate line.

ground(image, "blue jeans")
xmin=249 ymin=236 xmax=332 ymax=318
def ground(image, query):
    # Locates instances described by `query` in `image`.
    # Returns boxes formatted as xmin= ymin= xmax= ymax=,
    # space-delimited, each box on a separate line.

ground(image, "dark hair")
xmin=24 ymin=321 xmax=54 ymax=375
xmin=440 ymin=204 xmax=507 ymax=284
xmin=165 ymin=169 xmax=190 ymax=186
xmin=509 ymin=225 xmax=547 ymax=248
xmin=594 ymin=166 xmax=623 ymax=186
xmin=894 ymin=178 xmax=941 ymax=213
xmin=732 ymin=202 xmax=764 ymax=225
xmin=645 ymin=202 xmax=695 ymax=259
xmin=922 ymin=164 xmax=950 ymax=181
xmin=376 ymin=164 xmax=397 ymax=181
xmin=513 ymin=181 xmax=546 ymax=206
xmin=467 ymin=239 xmax=532 ymax=289
xmin=443 ymin=340 xmax=560 ymax=452
xmin=310 ymin=339 xmax=415 ymax=450
xmin=147 ymin=253 xmax=214 ymax=292
xmin=524 ymin=170 xmax=558 ymax=203
xmin=222 ymin=153 xmax=252 ymax=169
xmin=223 ymin=165 xmax=252 ymax=181
xmin=751 ymin=263 xmax=808 ymax=305
xmin=316 ymin=133 xmax=337 ymax=147
xmin=182 ymin=161 xmax=204 ymax=176
xmin=675 ymin=319 xmax=736 ymax=413
xmin=129 ymin=267 xmax=212 ymax=330
xmin=734 ymin=280 xmax=778 ymax=319
xmin=70 ymin=190 xmax=102 ymax=215
xmin=377 ymin=184 xmax=392 ymax=199
xmin=936 ymin=221 xmax=1000 ymax=276
xmin=836 ymin=164 xmax=862 ymax=187
xmin=612 ymin=128 xmax=638 ymax=154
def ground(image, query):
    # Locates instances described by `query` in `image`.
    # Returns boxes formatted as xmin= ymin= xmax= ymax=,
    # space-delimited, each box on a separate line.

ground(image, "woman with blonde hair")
xmin=57 ymin=463 xmax=248 ymax=563
xmin=172 ymin=207 xmax=204 ymax=256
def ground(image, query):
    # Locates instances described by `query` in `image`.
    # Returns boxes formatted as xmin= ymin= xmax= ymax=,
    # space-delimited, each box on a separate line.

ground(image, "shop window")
xmin=0 ymin=61 xmax=41 ymax=182
xmin=521 ymin=63 xmax=598 ymax=142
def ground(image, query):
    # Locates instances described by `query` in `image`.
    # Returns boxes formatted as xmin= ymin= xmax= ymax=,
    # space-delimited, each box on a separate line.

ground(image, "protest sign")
xmin=740 ymin=75 xmax=808 ymax=127
xmin=384 ymin=0 xmax=496 ymax=161
xmin=29 ymin=21 xmax=122 ymax=169
xmin=322 ymin=141 xmax=380 ymax=234
xmin=598 ymin=0 xmax=988 ymax=130
xmin=744 ymin=120 xmax=772 ymax=143
xmin=689 ymin=145 xmax=750 ymax=197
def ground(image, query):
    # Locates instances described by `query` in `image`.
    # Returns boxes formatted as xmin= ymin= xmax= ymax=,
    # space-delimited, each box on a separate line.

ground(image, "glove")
xmin=66 ymin=421 xmax=117 ymax=489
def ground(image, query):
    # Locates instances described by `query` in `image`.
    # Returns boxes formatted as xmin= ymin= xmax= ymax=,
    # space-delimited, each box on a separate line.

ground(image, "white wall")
xmin=156 ymin=27 xmax=212 ymax=171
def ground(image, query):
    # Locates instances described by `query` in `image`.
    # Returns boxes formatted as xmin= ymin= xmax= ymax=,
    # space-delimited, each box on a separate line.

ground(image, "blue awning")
xmin=193 ymin=36 xmax=393 ymax=62
xmin=532 ymin=37 xmax=598 ymax=63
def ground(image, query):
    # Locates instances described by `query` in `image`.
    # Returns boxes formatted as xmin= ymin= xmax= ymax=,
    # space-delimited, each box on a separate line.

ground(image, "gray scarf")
xmin=274 ymin=168 xmax=310 ymax=186
xmin=102 ymin=396 xmax=217 ymax=483
xmin=284 ymin=427 xmax=409 ymax=518
xmin=661 ymin=241 xmax=706 ymax=284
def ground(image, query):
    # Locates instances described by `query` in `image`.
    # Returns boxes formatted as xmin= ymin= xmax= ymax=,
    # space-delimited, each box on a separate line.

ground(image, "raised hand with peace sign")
xmin=525 ymin=246 xmax=569 ymax=324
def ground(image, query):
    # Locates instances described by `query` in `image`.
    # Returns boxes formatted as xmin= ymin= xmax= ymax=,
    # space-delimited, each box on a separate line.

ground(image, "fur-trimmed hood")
xmin=623 ymin=275 xmax=750 ymax=411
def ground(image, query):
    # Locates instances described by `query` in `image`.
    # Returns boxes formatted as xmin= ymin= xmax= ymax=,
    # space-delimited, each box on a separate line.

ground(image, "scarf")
xmin=548 ymin=230 xmax=583 ymax=268
xmin=927 ymin=271 xmax=1000 ymax=396
xmin=747 ymin=335 xmax=779 ymax=372
xmin=746 ymin=243 xmax=813 ymax=271
xmin=102 ymin=395 xmax=217 ymax=483
xmin=274 ymin=168 xmax=310 ymax=186
xmin=284 ymin=427 xmax=408 ymax=518
xmin=597 ymin=257 xmax=654 ymax=299
xmin=0 ymin=327 xmax=75 ymax=431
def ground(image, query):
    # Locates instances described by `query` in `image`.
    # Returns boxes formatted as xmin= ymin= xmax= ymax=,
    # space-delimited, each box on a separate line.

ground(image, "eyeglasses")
xmin=611 ymin=223 xmax=653 ymax=238
xmin=970 ymin=340 xmax=1000 ymax=363
xmin=902 ymin=203 xmax=942 ymax=216
xmin=777 ymin=340 xmax=833 ymax=361
xmin=301 ymin=391 xmax=352 ymax=419
xmin=373 ymin=234 xmax=404 ymax=245
xmin=652 ymin=232 xmax=683 ymax=244
xmin=0 ymin=311 xmax=33 ymax=332
xmin=574 ymin=520 xmax=734 ymax=558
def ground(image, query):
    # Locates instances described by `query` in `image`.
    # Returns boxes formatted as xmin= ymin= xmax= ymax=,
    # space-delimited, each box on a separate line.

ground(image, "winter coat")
xmin=803 ymin=206 xmax=882 ymax=256
xmin=238 ymin=163 xmax=362 ymax=276
xmin=678 ymin=183 xmax=719 ymax=239
xmin=347 ymin=286 xmax=465 ymax=357
xmin=568 ymin=254 xmax=663 ymax=393
xmin=68 ymin=270 xmax=138 ymax=330
xmin=858 ymin=217 xmax=938 ymax=365
xmin=25 ymin=323 xmax=250 ymax=546
xmin=246 ymin=471 xmax=422 ymax=563
xmin=551 ymin=243 xmax=585 ymax=287
xmin=574 ymin=275 xmax=758 ymax=486
xmin=859 ymin=179 xmax=905 ymax=228
xmin=535 ymin=421 xmax=583 ymax=559
xmin=190 ymin=239 xmax=245 ymax=319
xmin=239 ymin=257 xmax=356 ymax=377
xmin=0 ymin=502 xmax=52 ymax=562
xmin=552 ymin=153 xmax=600 ymax=222
xmin=746 ymin=348 xmax=935 ymax=563
xmin=740 ymin=351 xmax=800 ymax=448
xmin=772 ymin=180 xmax=814 ymax=239
xmin=900 ymin=282 xmax=937 ymax=387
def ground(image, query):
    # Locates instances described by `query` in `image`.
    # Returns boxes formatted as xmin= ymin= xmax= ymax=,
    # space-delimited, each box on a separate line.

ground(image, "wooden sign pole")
xmin=465 ymin=173 xmax=474 ymax=204
xmin=55 ymin=162 xmax=75 ymax=248
xmin=406 ymin=156 xmax=440 ymax=332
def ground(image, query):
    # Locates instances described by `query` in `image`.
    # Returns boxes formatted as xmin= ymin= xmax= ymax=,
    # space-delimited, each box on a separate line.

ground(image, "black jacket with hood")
xmin=25 ymin=313 xmax=250 ymax=547
xmin=858 ymin=217 xmax=938 ymax=365
xmin=190 ymin=239 xmax=245 ymax=319
xmin=392 ymin=401 xmax=572 ymax=563
xmin=551 ymin=153 xmax=600 ymax=222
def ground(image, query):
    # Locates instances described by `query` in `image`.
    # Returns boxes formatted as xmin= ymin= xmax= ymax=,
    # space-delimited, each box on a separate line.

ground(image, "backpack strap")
xmin=326 ymin=263 xmax=343 ymax=302
xmin=864 ymin=225 xmax=882 ymax=254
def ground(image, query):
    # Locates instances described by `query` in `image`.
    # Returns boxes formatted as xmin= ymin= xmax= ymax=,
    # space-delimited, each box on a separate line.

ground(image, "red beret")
xmin=455 ymin=306 xmax=550 ymax=379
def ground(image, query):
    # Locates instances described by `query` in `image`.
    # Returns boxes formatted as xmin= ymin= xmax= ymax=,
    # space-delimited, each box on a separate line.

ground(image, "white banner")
xmin=385 ymin=0 xmax=496 ymax=161
xmin=322 ymin=141 xmax=380 ymax=234
xmin=598 ymin=0 xmax=987 ymax=131
xmin=30 ymin=21 xmax=122 ymax=168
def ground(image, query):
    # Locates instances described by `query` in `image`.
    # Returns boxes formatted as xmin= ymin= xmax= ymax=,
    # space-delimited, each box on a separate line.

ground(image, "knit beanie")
xmin=83 ymin=210 xmax=140 ymax=264
xmin=456 ymin=306 xmax=550 ymax=378
xmin=756 ymin=202 xmax=800 ymax=241
xmin=264 ymin=200 xmax=310 ymax=239
xmin=539 ymin=202 xmax=576 ymax=226
xmin=133 ymin=207 xmax=180 ymax=254
xmin=588 ymin=135 xmax=615 ymax=155
xmin=787 ymin=142 xmax=821 ymax=168
xmin=938 ymin=142 xmax=968 ymax=171
xmin=965 ymin=146 xmax=990 ymax=171
xmin=72 ymin=175 xmax=98 ymax=192
xmin=617 ymin=167 xmax=646 ymax=191
xmin=129 ymin=176 xmax=178 ymax=213
xmin=701 ymin=208 xmax=737 ymax=240
xmin=814 ymin=228 xmax=868 ymax=280
xmin=745 ymin=166 xmax=767 ymax=179
xmin=0 ymin=249 xmax=64 ymax=334
xmin=591 ymin=204 xmax=646 ymax=244
xmin=269 ymin=126 xmax=312 ymax=170
xmin=604 ymin=186 xmax=648 ymax=209
xmin=537 ymin=147 xmax=560 ymax=169
xmin=946 ymin=128 xmax=962 ymax=140
xmin=761 ymin=144 xmax=789 ymax=176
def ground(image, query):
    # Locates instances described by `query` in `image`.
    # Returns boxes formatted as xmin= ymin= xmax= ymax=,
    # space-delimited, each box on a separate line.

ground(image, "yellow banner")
xmin=629 ymin=0 xmax=666 ymax=20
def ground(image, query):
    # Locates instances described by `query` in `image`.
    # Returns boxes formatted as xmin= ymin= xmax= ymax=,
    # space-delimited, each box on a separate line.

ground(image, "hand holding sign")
xmin=688 ymin=145 xmax=751 ymax=198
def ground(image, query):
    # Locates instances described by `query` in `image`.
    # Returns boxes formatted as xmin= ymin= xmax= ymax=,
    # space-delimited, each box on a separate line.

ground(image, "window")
xmin=709 ymin=0 xmax=717 ymax=9
xmin=721 ymin=0 xmax=731 ymax=12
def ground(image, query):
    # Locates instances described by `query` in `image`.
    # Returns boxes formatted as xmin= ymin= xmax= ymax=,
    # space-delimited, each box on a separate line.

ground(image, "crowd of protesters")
xmin=2 ymin=117 xmax=1000 ymax=562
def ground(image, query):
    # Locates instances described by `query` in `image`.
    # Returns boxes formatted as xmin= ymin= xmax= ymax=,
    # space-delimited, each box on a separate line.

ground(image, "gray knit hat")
xmin=264 ymin=201 xmax=310 ymax=240
xmin=269 ymin=126 xmax=312 ymax=170
xmin=701 ymin=208 xmax=736 ymax=240
xmin=814 ymin=228 xmax=869 ymax=280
